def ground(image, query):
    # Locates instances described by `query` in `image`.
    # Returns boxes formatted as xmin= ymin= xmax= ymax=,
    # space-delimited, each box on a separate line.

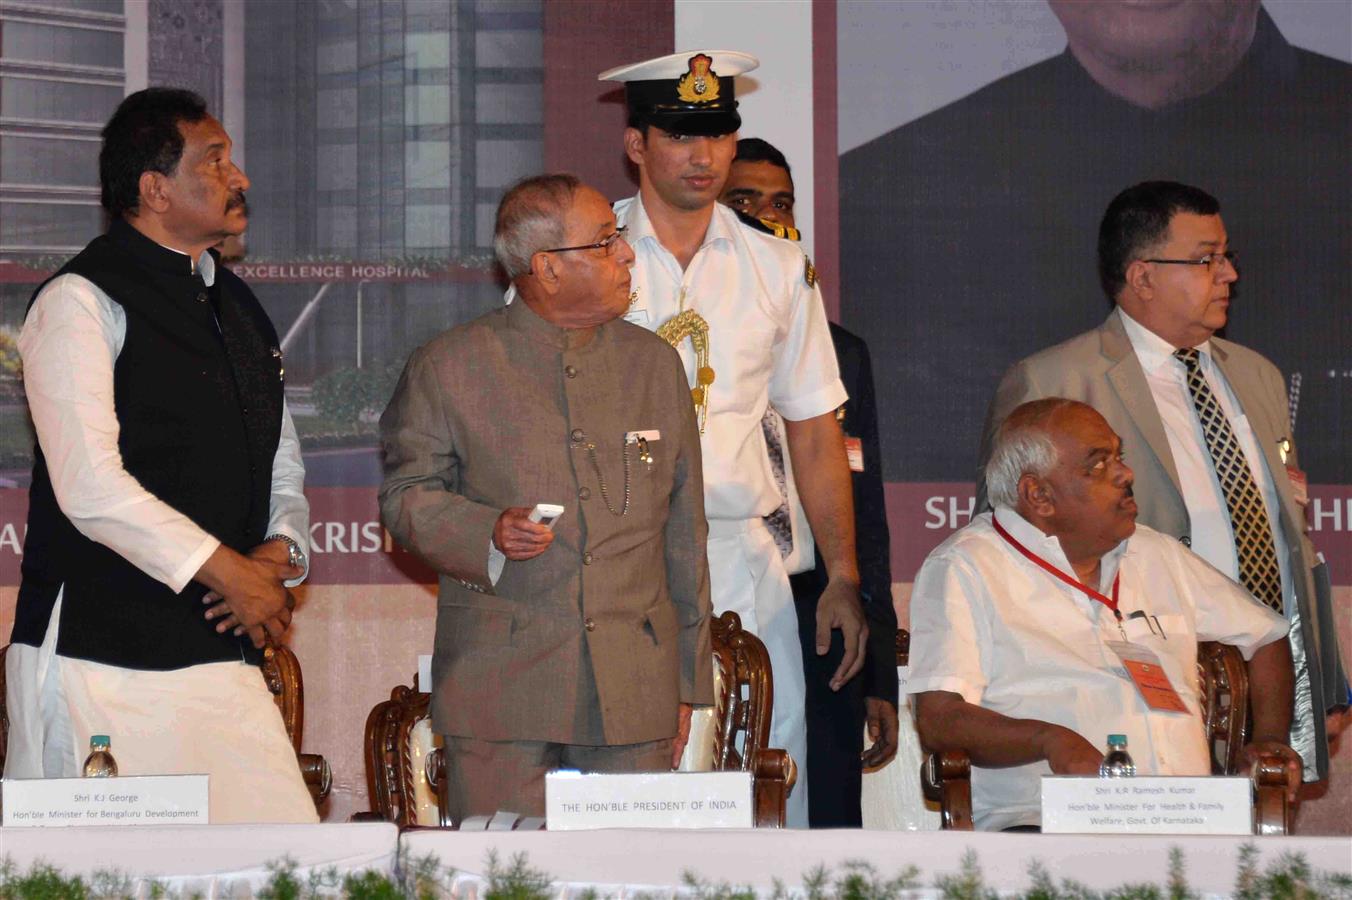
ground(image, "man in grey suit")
xmin=978 ymin=181 xmax=1347 ymax=783
xmin=380 ymin=174 xmax=713 ymax=821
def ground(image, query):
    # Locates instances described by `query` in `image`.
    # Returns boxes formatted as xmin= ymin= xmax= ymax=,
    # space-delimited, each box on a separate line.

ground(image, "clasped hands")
xmin=200 ymin=539 xmax=304 ymax=649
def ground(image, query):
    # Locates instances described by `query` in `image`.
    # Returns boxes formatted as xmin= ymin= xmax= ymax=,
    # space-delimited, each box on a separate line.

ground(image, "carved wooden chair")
xmin=357 ymin=681 xmax=443 ymax=827
xmin=920 ymin=641 xmax=1292 ymax=834
xmin=364 ymin=610 xmax=794 ymax=828
xmin=0 ymin=642 xmax=330 ymax=810
xmin=708 ymin=610 xmax=794 ymax=826
xmin=260 ymin=643 xmax=333 ymax=808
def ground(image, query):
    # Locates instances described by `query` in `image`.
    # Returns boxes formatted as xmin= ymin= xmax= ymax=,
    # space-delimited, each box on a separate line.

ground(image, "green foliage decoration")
xmin=1 ymin=842 xmax=1350 ymax=899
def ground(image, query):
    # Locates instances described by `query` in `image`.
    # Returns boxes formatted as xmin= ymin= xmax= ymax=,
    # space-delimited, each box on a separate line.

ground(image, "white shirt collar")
xmin=1117 ymin=306 xmax=1207 ymax=376
xmin=992 ymin=506 xmax=1131 ymax=595
xmin=158 ymin=242 xmax=217 ymax=287
xmin=622 ymin=192 xmax=735 ymax=253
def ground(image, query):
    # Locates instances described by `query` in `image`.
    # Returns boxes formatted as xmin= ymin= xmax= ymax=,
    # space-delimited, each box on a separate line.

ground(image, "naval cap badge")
xmin=676 ymin=53 xmax=721 ymax=105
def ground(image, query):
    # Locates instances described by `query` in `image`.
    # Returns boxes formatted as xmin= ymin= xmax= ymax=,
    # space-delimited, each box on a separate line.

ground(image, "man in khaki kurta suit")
xmin=380 ymin=174 xmax=713 ymax=821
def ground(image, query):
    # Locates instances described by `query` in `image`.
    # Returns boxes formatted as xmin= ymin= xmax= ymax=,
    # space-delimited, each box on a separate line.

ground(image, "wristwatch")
xmin=265 ymin=533 xmax=306 ymax=570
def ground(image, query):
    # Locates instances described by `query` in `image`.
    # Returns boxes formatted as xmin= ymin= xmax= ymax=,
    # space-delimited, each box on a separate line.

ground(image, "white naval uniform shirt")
xmin=906 ymin=509 xmax=1288 ymax=831
xmin=1117 ymin=308 xmax=1294 ymax=611
xmin=613 ymin=195 xmax=847 ymax=521
xmin=6 ymin=248 xmax=314 ymax=823
xmin=611 ymin=194 xmax=845 ymax=829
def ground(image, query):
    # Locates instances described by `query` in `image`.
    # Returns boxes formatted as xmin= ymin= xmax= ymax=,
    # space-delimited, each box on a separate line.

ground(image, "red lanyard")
xmin=992 ymin=515 xmax=1122 ymax=624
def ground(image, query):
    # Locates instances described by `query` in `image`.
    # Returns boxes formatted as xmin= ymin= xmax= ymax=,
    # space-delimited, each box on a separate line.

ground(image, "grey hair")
xmin=493 ymin=173 xmax=582 ymax=278
xmin=984 ymin=398 xmax=1081 ymax=509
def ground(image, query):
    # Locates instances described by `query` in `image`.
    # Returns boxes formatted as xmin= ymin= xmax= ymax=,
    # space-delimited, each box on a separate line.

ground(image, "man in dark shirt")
xmin=722 ymin=138 xmax=900 ymax=827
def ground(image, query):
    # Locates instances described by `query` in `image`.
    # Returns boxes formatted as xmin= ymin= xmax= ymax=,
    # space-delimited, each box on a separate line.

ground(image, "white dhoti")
xmin=706 ymin=518 xmax=808 ymax=828
xmin=3 ymin=594 xmax=317 ymax=824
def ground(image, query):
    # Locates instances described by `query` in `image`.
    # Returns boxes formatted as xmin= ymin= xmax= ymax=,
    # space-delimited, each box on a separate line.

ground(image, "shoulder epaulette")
xmin=731 ymin=208 xmax=801 ymax=242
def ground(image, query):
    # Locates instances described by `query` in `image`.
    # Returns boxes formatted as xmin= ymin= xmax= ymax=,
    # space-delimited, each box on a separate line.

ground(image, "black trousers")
xmin=792 ymin=570 xmax=866 ymax=827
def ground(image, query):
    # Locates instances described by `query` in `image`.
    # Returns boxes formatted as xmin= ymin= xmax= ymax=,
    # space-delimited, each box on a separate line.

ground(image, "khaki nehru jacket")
xmin=380 ymin=299 xmax=713 ymax=746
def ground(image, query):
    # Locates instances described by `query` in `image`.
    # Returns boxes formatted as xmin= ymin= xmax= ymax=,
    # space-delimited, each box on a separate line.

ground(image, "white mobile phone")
xmin=528 ymin=503 xmax=565 ymax=528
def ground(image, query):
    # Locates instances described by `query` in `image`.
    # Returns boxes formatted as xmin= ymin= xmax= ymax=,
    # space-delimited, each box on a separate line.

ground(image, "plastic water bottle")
xmin=1098 ymin=733 xmax=1135 ymax=777
xmin=82 ymin=734 xmax=118 ymax=777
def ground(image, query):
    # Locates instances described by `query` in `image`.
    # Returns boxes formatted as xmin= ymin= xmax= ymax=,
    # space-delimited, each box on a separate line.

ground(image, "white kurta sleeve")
xmin=266 ymin=400 xmax=310 ymax=585
xmin=1177 ymin=544 xmax=1289 ymax=659
xmin=905 ymin=548 xmax=991 ymax=705
xmin=19 ymin=274 xmax=220 ymax=592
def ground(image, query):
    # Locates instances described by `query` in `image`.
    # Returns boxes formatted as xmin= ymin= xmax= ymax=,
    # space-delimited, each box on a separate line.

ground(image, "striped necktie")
xmin=1174 ymin=347 xmax=1283 ymax=611
xmin=761 ymin=410 xmax=793 ymax=558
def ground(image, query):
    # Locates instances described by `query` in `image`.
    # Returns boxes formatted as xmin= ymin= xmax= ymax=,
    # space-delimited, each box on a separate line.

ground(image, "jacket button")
xmin=1180 ymin=535 xmax=1192 ymax=547
xmin=584 ymin=617 xmax=596 ymax=632
xmin=583 ymin=552 xmax=593 ymax=565
xmin=565 ymin=365 xmax=578 ymax=378
xmin=571 ymin=427 xmax=585 ymax=441
xmin=197 ymin=292 xmax=208 ymax=303
xmin=578 ymin=486 xmax=591 ymax=500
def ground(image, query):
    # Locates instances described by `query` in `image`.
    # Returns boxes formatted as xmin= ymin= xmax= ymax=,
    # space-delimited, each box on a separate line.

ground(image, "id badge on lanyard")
xmin=1105 ymin=640 xmax=1189 ymax=714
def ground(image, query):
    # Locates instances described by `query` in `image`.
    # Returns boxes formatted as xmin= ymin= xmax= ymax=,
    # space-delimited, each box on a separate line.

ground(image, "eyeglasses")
xmin=1143 ymin=250 xmax=1238 ymax=272
xmin=541 ymin=227 xmax=627 ymax=256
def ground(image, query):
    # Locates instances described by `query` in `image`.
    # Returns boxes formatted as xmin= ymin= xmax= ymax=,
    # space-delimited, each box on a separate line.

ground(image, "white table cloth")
xmin=401 ymin=828 xmax=1352 ymax=898
xmin=0 ymin=822 xmax=398 ymax=898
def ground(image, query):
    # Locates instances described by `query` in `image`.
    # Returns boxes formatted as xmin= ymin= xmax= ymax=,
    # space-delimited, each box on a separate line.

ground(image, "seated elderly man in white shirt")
xmin=907 ymin=398 xmax=1299 ymax=832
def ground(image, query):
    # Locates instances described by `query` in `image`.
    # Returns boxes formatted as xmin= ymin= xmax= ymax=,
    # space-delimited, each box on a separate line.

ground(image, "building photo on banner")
xmin=0 ymin=0 xmax=1348 ymax=831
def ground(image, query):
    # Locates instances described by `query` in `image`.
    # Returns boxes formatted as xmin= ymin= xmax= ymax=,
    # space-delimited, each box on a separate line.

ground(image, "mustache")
xmin=227 ymin=191 xmax=249 ymax=215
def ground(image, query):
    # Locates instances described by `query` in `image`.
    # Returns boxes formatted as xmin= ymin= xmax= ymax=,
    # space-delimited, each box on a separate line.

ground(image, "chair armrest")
xmin=298 ymin=752 xmax=331 ymax=805
xmin=921 ymin=750 xmax=973 ymax=831
xmin=425 ymin=747 xmax=453 ymax=828
xmin=750 ymin=748 xmax=791 ymax=828
xmin=1251 ymin=751 xmax=1292 ymax=836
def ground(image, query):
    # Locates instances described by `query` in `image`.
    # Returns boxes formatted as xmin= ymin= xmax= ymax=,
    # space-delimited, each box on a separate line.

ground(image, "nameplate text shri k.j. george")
xmin=2 ymin=775 xmax=209 ymax=827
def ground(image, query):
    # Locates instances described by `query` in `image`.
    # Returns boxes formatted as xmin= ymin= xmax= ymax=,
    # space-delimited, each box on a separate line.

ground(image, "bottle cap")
xmin=1107 ymin=733 xmax=1127 ymax=745
xmin=90 ymin=734 xmax=111 ymax=747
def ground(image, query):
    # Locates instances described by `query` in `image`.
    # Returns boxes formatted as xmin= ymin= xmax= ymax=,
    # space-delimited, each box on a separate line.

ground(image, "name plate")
xmin=1042 ymin=776 xmax=1251 ymax=835
xmin=2 ymin=775 xmax=209 ymax=827
xmin=546 ymin=770 xmax=752 ymax=830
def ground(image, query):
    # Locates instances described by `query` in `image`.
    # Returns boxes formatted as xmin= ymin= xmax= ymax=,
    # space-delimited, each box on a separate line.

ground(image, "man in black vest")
xmin=5 ymin=88 xmax=316 ymax=823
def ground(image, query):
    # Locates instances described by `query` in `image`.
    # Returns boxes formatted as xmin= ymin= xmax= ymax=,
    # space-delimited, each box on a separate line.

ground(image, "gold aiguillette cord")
xmin=656 ymin=309 xmax=715 ymax=433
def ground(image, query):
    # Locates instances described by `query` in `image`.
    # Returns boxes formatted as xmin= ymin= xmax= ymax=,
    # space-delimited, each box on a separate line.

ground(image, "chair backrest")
xmin=1196 ymin=640 xmax=1249 ymax=775
xmin=260 ymin=644 xmax=305 ymax=752
xmin=363 ymin=682 xmax=436 ymax=827
xmin=708 ymin=610 xmax=775 ymax=773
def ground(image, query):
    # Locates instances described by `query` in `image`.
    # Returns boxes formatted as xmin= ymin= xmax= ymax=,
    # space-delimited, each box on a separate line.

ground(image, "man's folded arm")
xmin=914 ymin=690 xmax=1101 ymax=775
xmin=378 ymin=348 xmax=501 ymax=587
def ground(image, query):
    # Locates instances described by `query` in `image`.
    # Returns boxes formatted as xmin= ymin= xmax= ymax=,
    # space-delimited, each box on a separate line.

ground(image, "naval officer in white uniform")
xmin=597 ymin=50 xmax=869 ymax=826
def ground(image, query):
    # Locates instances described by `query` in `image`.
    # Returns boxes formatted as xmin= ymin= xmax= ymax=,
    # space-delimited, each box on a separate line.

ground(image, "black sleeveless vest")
xmin=13 ymin=220 xmax=284 ymax=669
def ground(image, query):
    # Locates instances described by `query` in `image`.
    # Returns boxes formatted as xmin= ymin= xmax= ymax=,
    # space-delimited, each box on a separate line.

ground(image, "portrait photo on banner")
xmin=836 ymin=0 xmax=1350 ymax=580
